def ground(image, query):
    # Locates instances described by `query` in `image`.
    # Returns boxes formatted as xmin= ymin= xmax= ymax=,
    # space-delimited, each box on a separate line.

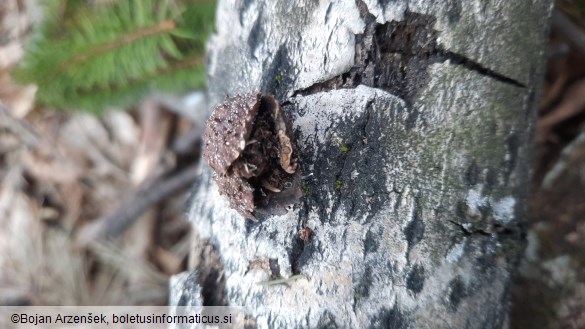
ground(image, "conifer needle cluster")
xmin=15 ymin=0 xmax=216 ymax=113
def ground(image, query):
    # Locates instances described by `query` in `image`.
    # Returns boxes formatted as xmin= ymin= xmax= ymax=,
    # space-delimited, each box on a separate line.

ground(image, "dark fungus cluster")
xmin=203 ymin=93 xmax=300 ymax=220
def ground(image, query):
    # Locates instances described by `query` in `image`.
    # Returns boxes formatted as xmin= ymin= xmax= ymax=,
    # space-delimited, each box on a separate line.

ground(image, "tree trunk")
xmin=172 ymin=1 xmax=553 ymax=328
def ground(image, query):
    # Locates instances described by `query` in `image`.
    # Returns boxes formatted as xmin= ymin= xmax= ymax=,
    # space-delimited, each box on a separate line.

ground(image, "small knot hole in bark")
xmin=203 ymin=93 xmax=301 ymax=220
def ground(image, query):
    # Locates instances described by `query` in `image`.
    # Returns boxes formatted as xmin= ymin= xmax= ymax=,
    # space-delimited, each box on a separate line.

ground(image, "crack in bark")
xmin=404 ymin=197 xmax=425 ymax=263
xmin=329 ymin=146 xmax=352 ymax=220
xmin=194 ymin=241 xmax=228 ymax=306
xmin=448 ymin=219 xmax=491 ymax=237
xmin=439 ymin=50 xmax=526 ymax=88
xmin=291 ymin=7 xmax=525 ymax=103
xmin=289 ymin=229 xmax=305 ymax=275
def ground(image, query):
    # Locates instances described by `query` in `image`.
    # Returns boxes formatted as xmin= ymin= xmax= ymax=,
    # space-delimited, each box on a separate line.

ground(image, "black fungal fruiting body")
xmin=203 ymin=93 xmax=300 ymax=220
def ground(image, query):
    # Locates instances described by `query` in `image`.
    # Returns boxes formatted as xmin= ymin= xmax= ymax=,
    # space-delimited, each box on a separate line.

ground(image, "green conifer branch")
xmin=15 ymin=0 xmax=216 ymax=113
xmin=78 ymin=54 xmax=204 ymax=96
xmin=53 ymin=19 xmax=177 ymax=80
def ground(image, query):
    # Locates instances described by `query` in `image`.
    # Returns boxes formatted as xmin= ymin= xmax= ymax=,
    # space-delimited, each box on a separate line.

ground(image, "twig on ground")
xmin=0 ymin=102 xmax=40 ymax=147
xmin=537 ymin=78 xmax=585 ymax=141
xmin=91 ymin=162 xmax=200 ymax=240
xmin=553 ymin=9 xmax=585 ymax=54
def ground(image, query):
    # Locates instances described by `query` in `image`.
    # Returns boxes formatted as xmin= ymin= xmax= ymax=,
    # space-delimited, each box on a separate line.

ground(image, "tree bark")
xmin=172 ymin=1 xmax=553 ymax=328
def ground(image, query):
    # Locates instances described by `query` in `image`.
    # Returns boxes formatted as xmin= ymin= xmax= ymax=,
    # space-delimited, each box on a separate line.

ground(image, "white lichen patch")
xmin=361 ymin=0 xmax=407 ymax=23
xmin=465 ymin=185 xmax=516 ymax=223
xmin=292 ymin=85 xmax=404 ymax=149
xmin=292 ymin=87 xmax=372 ymax=146
xmin=492 ymin=196 xmax=516 ymax=223
xmin=465 ymin=185 xmax=488 ymax=216
xmin=446 ymin=239 xmax=466 ymax=263
xmin=208 ymin=0 xmax=366 ymax=102
xmin=294 ymin=1 xmax=366 ymax=90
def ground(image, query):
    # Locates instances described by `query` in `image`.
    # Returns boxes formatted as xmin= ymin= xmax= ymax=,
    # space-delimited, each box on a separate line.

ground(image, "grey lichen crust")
xmin=169 ymin=272 xmax=203 ymax=307
xmin=182 ymin=0 xmax=552 ymax=328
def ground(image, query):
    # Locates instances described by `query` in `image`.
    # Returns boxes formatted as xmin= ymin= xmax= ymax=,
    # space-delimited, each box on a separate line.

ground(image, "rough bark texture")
xmin=172 ymin=1 xmax=553 ymax=328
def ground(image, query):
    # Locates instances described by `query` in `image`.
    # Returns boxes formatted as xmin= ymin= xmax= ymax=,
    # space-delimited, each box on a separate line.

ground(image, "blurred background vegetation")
xmin=0 ymin=1 xmax=584 ymax=328
xmin=16 ymin=0 xmax=214 ymax=113
xmin=0 ymin=0 xmax=214 ymax=306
